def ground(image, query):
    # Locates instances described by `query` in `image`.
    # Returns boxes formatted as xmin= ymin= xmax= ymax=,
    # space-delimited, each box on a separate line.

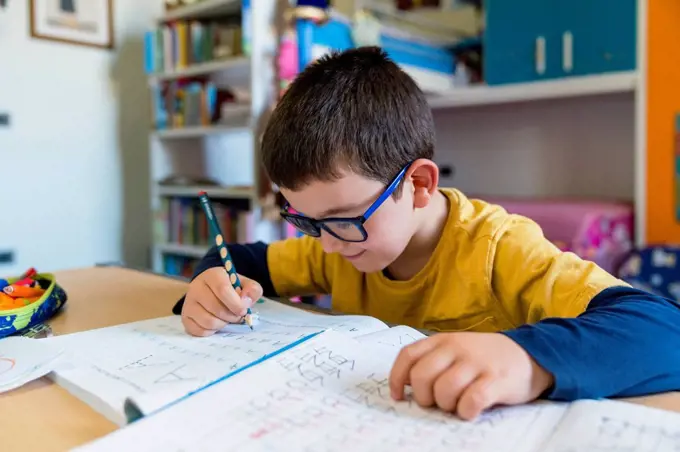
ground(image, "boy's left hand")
xmin=389 ymin=332 xmax=554 ymax=421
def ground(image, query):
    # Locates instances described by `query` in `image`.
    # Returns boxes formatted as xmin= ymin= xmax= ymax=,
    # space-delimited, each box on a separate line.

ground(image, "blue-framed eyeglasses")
xmin=280 ymin=164 xmax=411 ymax=242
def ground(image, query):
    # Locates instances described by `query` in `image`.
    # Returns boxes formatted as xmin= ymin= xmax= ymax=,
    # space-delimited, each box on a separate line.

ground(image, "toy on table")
xmin=0 ymin=267 xmax=45 ymax=310
xmin=0 ymin=268 xmax=68 ymax=338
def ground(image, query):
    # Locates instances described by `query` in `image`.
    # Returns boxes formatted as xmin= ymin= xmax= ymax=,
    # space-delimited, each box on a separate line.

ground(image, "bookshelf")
xmin=426 ymin=71 xmax=638 ymax=109
xmin=147 ymin=56 xmax=249 ymax=82
xmin=146 ymin=0 xmax=280 ymax=276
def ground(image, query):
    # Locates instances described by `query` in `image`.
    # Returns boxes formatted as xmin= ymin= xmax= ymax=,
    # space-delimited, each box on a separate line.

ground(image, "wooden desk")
xmin=0 ymin=267 xmax=188 ymax=452
xmin=1 ymin=266 xmax=679 ymax=451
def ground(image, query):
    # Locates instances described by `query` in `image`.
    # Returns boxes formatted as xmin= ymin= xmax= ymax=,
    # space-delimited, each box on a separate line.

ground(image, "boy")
xmin=174 ymin=47 xmax=680 ymax=421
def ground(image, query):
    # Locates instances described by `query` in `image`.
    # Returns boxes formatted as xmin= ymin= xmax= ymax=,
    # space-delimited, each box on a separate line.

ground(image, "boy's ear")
xmin=407 ymin=159 xmax=439 ymax=209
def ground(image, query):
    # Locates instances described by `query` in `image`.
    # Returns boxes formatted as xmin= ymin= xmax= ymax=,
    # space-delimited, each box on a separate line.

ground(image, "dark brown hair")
xmin=261 ymin=46 xmax=435 ymax=191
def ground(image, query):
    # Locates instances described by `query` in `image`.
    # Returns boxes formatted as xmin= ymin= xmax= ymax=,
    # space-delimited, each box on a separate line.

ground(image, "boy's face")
xmin=280 ymin=161 xmax=438 ymax=273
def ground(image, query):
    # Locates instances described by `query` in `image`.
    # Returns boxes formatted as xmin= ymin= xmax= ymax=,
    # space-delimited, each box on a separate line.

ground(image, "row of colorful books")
xmin=162 ymin=255 xmax=201 ymax=279
xmin=151 ymin=80 xmax=247 ymax=130
xmin=154 ymin=196 xmax=254 ymax=247
xmin=144 ymin=19 xmax=243 ymax=74
xmin=151 ymin=80 xmax=214 ymax=129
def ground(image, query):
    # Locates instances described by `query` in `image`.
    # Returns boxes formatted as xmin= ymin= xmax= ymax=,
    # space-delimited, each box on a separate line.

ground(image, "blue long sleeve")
xmin=503 ymin=286 xmax=680 ymax=400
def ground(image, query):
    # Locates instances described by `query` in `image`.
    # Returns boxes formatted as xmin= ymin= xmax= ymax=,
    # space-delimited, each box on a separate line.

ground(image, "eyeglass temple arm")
xmin=363 ymin=165 xmax=410 ymax=220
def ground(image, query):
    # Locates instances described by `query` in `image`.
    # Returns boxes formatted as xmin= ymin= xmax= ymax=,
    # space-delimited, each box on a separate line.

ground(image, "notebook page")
xmin=74 ymin=330 xmax=568 ymax=452
xmin=541 ymin=399 xmax=680 ymax=451
xmin=356 ymin=325 xmax=426 ymax=347
xmin=0 ymin=336 xmax=64 ymax=393
xmin=47 ymin=303 xmax=387 ymax=425
xmin=251 ymin=298 xmax=389 ymax=335
xmin=46 ymin=315 xmax=334 ymax=425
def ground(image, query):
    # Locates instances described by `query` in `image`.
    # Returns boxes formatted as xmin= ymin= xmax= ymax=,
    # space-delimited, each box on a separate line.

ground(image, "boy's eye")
xmin=334 ymin=222 xmax=353 ymax=230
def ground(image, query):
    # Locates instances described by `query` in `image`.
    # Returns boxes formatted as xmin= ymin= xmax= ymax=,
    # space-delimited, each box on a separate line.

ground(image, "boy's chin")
xmin=344 ymin=255 xmax=387 ymax=273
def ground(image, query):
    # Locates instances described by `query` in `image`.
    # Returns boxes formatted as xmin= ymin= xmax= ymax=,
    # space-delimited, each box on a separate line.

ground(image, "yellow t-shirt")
xmin=267 ymin=188 xmax=628 ymax=332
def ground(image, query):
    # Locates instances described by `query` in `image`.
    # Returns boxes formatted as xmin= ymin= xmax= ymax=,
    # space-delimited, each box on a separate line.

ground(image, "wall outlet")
xmin=440 ymin=165 xmax=455 ymax=178
xmin=0 ymin=250 xmax=15 ymax=264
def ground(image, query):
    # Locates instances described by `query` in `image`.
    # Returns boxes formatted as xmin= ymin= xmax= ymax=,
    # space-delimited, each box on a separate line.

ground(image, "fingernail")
xmin=242 ymin=296 xmax=253 ymax=306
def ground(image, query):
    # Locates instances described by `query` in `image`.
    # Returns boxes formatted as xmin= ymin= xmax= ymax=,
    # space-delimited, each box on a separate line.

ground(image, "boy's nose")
xmin=319 ymin=230 xmax=345 ymax=254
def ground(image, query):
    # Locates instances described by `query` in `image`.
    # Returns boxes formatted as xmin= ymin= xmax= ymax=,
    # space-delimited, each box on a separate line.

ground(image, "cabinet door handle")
xmin=563 ymin=31 xmax=573 ymax=72
xmin=535 ymin=36 xmax=546 ymax=75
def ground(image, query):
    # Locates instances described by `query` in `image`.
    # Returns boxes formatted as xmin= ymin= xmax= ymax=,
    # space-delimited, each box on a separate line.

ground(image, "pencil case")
xmin=0 ymin=270 xmax=68 ymax=338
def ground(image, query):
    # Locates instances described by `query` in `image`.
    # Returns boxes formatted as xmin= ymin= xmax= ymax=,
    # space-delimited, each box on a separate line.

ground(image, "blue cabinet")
xmin=563 ymin=0 xmax=637 ymax=77
xmin=484 ymin=0 xmax=637 ymax=85
xmin=485 ymin=0 xmax=559 ymax=85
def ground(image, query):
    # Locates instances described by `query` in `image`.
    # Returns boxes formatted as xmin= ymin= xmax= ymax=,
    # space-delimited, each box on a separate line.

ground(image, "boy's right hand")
xmin=181 ymin=267 xmax=262 ymax=337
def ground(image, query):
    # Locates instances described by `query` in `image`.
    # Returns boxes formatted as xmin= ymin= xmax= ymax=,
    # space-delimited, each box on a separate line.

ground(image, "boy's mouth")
xmin=342 ymin=250 xmax=366 ymax=261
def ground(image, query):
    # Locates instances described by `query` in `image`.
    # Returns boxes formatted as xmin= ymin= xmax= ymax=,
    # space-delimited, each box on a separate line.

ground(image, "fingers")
xmin=407 ymin=344 xmax=457 ymax=407
xmin=182 ymin=314 xmax=220 ymax=337
xmin=181 ymin=293 xmax=228 ymax=336
xmin=432 ymin=361 xmax=480 ymax=412
xmin=240 ymin=278 xmax=263 ymax=307
xmin=203 ymin=269 xmax=249 ymax=317
xmin=389 ymin=335 xmax=443 ymax=400
xmin=181 ymin=268 xmax=264 ymax=337
xmin=198 ymin=279 xmax=244 ymax=324
xmin=456 ymin=374 xmax=497 ymax=421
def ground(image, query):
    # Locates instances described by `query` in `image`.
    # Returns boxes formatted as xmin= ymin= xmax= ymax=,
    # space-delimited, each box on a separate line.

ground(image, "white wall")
xmin=0 ymin=0 xmax=162 ymax=276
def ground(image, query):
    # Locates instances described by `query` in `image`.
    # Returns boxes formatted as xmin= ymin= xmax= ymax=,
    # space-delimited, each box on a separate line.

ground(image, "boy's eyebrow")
xmin=317 ymin=201 xmax=368 ymax=218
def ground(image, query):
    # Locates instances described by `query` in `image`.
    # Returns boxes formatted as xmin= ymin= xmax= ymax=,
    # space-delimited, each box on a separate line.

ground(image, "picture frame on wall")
xmin=29 ymin=0 xmax=114 ymax=49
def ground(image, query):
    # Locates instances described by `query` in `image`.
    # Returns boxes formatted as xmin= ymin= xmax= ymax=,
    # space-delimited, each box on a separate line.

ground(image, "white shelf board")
xmin=148 ymin=57 xmax=249 ymax=82
xmin=152 ymin=124 xmax=250 ymax=139
xmin=364 ymin=3 xmax=468 ymax=45
xmin=160 ymin=0 xmax=241 ymax=22
xmin=155 ymin=243 xmax=210 ymax=258
xmin=157 ymin=185 xmax=254 ymax=199
xmin=427 ymin=71 xmax=638 ymax=109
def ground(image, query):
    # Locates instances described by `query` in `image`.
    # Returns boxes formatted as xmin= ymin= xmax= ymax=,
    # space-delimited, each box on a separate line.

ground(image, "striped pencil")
xmin=198 ymin=191 xmax=253 ymax=329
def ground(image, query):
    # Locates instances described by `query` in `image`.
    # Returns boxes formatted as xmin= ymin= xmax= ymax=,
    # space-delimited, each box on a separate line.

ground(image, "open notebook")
xmin=45 ymin=299 xmax=423 ymax=425
xmin=72 ymin=328 xmax=680 ymax=452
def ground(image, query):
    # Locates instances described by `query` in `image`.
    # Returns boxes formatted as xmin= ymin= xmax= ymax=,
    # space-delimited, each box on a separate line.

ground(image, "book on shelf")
xmin=155 ymin=195 xmax=255 ymax=276
xmin=162 ymin=254 xmax=200 ymax=278
xmin=151 ymin=80 xmax=248 ymax=130
xmin=144 ymin=18 xmax=243 ymax=75
xmin=155 ymin=196 xmax=253 ymax=246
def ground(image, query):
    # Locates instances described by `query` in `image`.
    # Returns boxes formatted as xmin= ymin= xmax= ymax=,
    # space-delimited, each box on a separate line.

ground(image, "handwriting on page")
xmin=73 ymin=330 xmax=567 ymax=452
xmin=49 ymin=301 xmax=390 ymax=424
xmin=356 ymin=325 xmax=426 ymax=347
xmin=47 ymin=315 xmax=340 ymax=426
xmin=52 ymin=316 xmax=326 ymax=393
xmin=542 ymin=399 xmax=680 ymax=452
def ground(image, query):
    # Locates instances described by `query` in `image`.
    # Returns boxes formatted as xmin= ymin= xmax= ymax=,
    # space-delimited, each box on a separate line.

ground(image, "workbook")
xmin=46 ymin=299 xmax=423 ymax=426
xmin=72 ymin=328 xmax=680 ymax=452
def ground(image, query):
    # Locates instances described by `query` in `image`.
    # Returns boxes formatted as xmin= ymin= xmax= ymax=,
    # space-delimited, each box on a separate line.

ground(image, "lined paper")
xmin=542 ymin=399 xmax=680 ymax=451
xmin=47 ymin=300 xmax=388 ymax=425
xmin=73 ymin=330 xmax=567 ymax=452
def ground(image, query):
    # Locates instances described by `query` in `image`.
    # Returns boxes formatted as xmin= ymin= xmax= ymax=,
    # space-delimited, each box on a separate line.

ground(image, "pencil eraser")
xmin=198 ymin=191 xmax=207 ymax=196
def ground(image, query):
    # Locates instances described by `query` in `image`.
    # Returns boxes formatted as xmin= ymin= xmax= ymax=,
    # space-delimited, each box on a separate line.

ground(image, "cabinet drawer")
xmin=560 ymin=0 xmax=637 ymax=76
xmin=484 ymin=0 xmax=559 ymax=85
xmin=484 ymin=0 xmax=637 ymax=85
